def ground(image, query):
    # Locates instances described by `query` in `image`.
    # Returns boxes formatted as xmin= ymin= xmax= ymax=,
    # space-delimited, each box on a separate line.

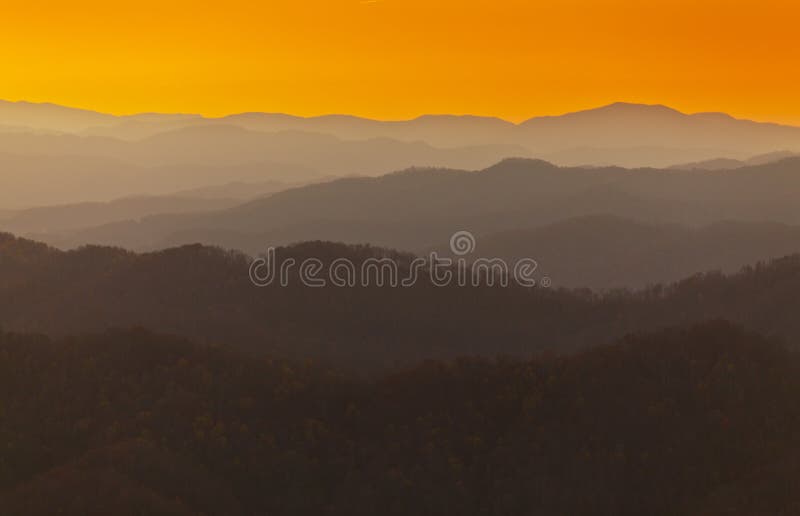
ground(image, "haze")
xmin=5 ymin=2 xmax=800 ymax=514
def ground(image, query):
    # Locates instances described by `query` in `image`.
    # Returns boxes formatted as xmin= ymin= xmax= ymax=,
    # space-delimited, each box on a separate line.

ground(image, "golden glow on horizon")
xmin=1 ymin=0 xmax=798 ymax=123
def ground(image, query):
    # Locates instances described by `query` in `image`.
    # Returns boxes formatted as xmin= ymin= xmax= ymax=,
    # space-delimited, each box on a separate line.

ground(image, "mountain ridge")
xmin=4 ymin=99 xmax=798 ymax=129
xmin=36 ymin=157 xmax=800 ymax=254
xmin=4 ymin=99 xmax=797 ymax=167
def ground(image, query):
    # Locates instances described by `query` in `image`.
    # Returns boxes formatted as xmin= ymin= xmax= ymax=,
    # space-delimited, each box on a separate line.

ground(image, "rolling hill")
xmin=4 ymin=233 xmax=800 ymax=366
xmin=36 ymin=157 xmax=800 ymax=256
xmin=0 ymin=152 xmax=317 ymax=208
xmin=2 ymin=322 xmax=800 ymax=515
xmin=0 ymin=126 xmax=530 ymax=207
xmin=4 ymin=100 xmax=800 ymax=168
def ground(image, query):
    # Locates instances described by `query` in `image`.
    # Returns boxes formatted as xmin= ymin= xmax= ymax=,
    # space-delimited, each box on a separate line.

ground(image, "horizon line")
xmin=2 ymin=98 xmax=799 ymax=129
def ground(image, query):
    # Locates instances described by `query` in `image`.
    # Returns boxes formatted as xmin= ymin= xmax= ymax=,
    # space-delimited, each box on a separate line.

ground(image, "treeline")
xmin=4 ymin=232 xmax=800 ymax=367
xmin=1 ymin=322 xmax=800 ymax=515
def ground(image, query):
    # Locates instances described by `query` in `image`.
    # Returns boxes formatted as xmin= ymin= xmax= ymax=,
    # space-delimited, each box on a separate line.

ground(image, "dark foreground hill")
xmin=2 ymin=322 xmax=800 ymax=515
xmin=4 ymin=233 xmax=800 ymax=366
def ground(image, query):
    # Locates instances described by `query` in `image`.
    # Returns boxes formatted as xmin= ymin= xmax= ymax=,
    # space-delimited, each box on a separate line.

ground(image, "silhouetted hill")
xmin=0 ymin=99 xmax=199 ymax=134
xmin=669 ymin=157 xmax=748 ymax=171
xmin=214 ymin=112 xmax=518 ymax=148
xmin=213 ymin=102 xmax=800 ymax=167
xmin=0 ymin=100 xmax=116 ymax=133
xmin=2 ymin=322 xmax=800 ymax=514
xmin=669 ymin=150 xmax=799 ymax=170
xmin=43 ymin=157 xmax=800 ymax=254
xmin=520 ymin=103 xmax=800 ymax=158
xmin=4 ymin=100 xmax=800 ymax=168
xmin=4 ymin=233 xmax=800 ymax=366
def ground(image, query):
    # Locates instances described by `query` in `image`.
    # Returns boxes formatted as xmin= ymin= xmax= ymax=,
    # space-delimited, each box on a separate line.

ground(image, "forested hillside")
xmin=3 ymin=233 xmax=800 ymax=367
xmin=1 ymin=322 xmax=799 ymax=515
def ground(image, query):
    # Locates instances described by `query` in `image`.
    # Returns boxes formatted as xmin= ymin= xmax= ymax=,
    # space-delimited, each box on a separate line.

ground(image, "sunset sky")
xmin=1 ymin=0 xmax=798 ymax=123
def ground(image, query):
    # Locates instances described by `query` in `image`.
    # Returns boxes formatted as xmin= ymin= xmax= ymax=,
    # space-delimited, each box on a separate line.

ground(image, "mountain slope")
xmin=669 ymin=150 xmax=800 ymax=171
xmin=0 ymin=125 xmax=531 ymax=207
xmin=0 ymin=196 xmax=244 ymax=236
xmin=0 ymin=152 xmax=316 ymax=208
xmin=4 ymin=100 xmax=800 ymax=167
xmin=2 ymin=322 xmax=800 ymax=515
xmin=520 ymin=103 xmax=800 ymax=155
xmin=0 ymin=99 xmax=200 ymax=134
xmin=4 ymin=233 xmax=800 ymax=365
xmin=464 ymin=216 xmax=800 ymax=289
xmin=41 ymin=157 xmax=800 ymax=254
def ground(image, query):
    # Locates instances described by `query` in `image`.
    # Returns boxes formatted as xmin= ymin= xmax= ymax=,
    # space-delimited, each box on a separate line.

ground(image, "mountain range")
xmin=6 ymin=97 xmax=800 ymax=514
xmin=5 ymin=100 xmax=800 ymax=156
xmin=3 ymin=100 xmax=800 ymax=209
xmin=21 ymin=157 xmax=799 ymax=252
xmin=4 ymin=232 xmax=800 ymax=366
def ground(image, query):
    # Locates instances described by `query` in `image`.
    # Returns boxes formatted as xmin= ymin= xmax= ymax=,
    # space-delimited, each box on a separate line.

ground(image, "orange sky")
xmin=1 ymin=0 xmax=798 ymax=123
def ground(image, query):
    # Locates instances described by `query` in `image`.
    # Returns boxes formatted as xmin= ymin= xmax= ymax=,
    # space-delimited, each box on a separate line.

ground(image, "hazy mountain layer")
xmin=460 ymin=216 xmax=800 ymax=289
xmin=3 ymin=100 xmax=800 ymax=169
xmin=0 ymin=153 xmax=317 ymax=208
xmin=0 ymin=196 xmax=240 ymax=236
xmin=36 ymin=158 xmax=800 ymax=257
xmin=0 ymin=180 xmax=311 ymax=236
xmin=669 ymin=150 xmax=799 ymax=171
xmin=0 ymin=127 xmax=528 ymax=206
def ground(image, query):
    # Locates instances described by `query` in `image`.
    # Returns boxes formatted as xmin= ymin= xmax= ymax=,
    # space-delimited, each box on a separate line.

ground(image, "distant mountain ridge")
xmin=0 ymin=196 xmax=242 ymax=236
xmin=670 ymin=151 xmax=800 ymax=171
xmin=0 ymin=152 xmax=318 ymax=208
xmin=0 ymin=100 xmax=201 ymax=134
xmin=0 ymin=178 xmax=315 ymax=236
xmin=35 ymin=157 xmax=800 ymax=257
xmin=3 ymin=100 xmax=800 ymax=169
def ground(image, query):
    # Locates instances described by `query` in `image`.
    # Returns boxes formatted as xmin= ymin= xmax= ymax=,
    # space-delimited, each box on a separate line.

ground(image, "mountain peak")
xmin=603 ymin=101 xmax=676 ymax=111
xmin=519 ymin=102 xmax=687 ymax=126
xmin=482 ymin=157 xmax=558 ymax=173
xmin=569 ymin=102 xmax=684 ymax=118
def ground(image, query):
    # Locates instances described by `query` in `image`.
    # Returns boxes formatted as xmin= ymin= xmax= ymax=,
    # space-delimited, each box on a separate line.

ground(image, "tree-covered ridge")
xmin=4 ymin=232 xmax=800 ymax=367
xmin=1 ymin=322 xmax=799 ymax=515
